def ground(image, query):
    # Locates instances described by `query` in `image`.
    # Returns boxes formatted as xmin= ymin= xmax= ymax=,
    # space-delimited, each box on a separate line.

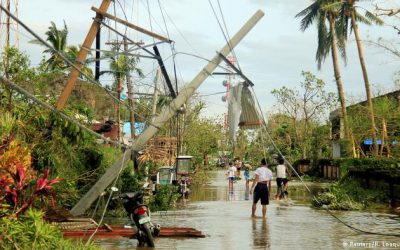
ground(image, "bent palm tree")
xmin=296 ymin=0 xmax=351 ymax=148
xmin=338 ymin=0 xmax=384 ymax=156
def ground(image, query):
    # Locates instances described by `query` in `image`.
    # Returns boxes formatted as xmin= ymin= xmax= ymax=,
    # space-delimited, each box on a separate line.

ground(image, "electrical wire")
xmin=157 ymin=1 xmax=202 ymax=56
xmin=216 ymin=0 xmax=241 ymax=71
xmin=0 ymin=76 xmax=128 ymax=148
xmin=249 ymin=85 xmax=400 ymax=237
xmin=0 ymin=5 xmax=161 ymax=130
xmin=86 ymin=150 xmax=129 ymax=244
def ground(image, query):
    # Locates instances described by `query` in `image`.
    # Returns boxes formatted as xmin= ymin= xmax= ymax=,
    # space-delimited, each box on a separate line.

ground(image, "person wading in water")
xmin=226 ymin=161 xmax=237 ymax=192
xmin=250 ymin=158 xmax=272 ymax=218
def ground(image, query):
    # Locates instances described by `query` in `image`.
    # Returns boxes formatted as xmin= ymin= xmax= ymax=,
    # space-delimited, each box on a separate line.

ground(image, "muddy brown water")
xmin=95 ymin=170 xmax=400 ymax=249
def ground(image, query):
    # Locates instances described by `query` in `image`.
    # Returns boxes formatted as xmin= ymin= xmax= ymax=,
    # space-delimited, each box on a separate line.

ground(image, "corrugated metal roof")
xmin=239 ymin=85 xmax=262 ymax=129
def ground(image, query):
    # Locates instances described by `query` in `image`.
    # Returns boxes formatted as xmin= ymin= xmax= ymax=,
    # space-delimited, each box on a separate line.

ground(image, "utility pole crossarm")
xmin=70 ymin=9 xmax=265 ymax=216
xmin=217 ymin=52 xmax=254 ymax=86
xmin=91 ymin=7 xmax=173 ymax=43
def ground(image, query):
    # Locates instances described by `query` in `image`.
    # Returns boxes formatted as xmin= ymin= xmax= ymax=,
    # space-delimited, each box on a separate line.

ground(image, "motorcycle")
xmin=113 ymin=190 xmax=160 ymax=247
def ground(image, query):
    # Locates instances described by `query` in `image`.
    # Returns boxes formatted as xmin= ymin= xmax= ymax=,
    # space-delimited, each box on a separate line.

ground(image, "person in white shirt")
xmin=275 ymin=158 xmax=291 ymax=200
xmin=226 ymin=161 xmax=237 ymax=191
xmin=250 ymin=158 xmax=273 ymax=218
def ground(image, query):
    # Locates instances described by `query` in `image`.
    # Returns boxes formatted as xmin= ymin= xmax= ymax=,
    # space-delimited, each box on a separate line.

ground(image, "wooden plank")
xmin=62 ymin=226 xmax=205 ymax=239
xmin=91 ymin=6 xmax=173 ymax=43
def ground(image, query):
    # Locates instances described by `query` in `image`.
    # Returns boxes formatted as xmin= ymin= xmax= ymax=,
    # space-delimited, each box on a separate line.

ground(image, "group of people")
xmin=226 ymin=157 xmax=291 ymax=218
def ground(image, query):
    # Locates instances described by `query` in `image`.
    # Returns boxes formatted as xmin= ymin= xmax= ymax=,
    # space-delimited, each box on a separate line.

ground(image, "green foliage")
xmin=270 ymin=71 xmax=336 ymax=160
xmin=0 ymin=209 xmax=99 ymax=250
xmin=334 ymin=158 xmax=400 ymax=175
xmin=312 ymin=177 xmax=388 ymax=210
xmin=149 ymin=185 xmax=180 ymax=212
xmin=189 ymin=166 xmax=210 ymax=186
xmin=1 ymin=46 xmax=35 ymax=81
xmin=182 ymin=110 xmax=224 ymax=165
xmin=347 ymin=96 xmax=400 ymax=158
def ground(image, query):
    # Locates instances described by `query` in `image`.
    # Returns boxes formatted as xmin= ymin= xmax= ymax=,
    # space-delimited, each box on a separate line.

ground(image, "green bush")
xmin=149 ymin=185 xmax=180 ymax=212
xmin=0 ymin=209 xmax=99 ymax=250
xmin=312 ymin=177 xmax=388 ymax=210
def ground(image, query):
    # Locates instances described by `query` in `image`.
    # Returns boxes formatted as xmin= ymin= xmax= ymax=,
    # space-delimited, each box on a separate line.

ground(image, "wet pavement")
xmin=96 ymin=170 xmax=400 ymax=249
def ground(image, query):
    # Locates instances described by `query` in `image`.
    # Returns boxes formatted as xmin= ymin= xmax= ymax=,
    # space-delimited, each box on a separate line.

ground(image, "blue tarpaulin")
xmin=123 ymin=122 xmax=145 ymax=136
xmin=363 ymin=139 xmax=398 ymax=145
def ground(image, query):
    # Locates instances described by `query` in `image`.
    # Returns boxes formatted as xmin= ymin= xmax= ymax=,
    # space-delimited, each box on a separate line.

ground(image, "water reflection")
xmin=245 ymin=184 xmax=250 ymax=201
xmin=252 ymin=218 xmax=270 ymax=249
xmin=96 ymin=170 xmax=400 ymax=250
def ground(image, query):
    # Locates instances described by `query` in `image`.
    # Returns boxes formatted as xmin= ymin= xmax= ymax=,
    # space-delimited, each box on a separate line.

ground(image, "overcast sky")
xmin=6 ymin=0 xmax=400 ymax=120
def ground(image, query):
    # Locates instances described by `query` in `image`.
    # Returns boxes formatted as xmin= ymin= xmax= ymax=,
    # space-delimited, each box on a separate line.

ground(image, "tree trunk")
xmin=350 ymin=10 xmax=378 ymax=156
xmin=329 ymin=16 xmax=349 ymax=140
xmin=382 ymin=118 xmax=391 ymax=157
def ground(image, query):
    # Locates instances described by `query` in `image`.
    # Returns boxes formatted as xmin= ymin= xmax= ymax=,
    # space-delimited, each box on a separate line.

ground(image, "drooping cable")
xmin=86 ymin=150 xmax=129 ymax=244
xmin=0 ymin=4 xmax=162 ymax=131
xmin=216 ymin=0 xmax=241 ymax=71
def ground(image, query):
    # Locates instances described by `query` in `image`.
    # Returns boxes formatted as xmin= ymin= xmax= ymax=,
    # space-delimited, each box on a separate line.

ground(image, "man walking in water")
xmin=250 ymin=158 xmax=273 ymax=218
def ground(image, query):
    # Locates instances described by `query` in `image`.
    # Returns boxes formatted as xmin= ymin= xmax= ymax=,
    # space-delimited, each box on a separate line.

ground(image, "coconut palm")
xmin=296 ymin=0 xmax=351 ymax=146
xmin=31 ymin=21 xmax=92 ymax=76
xmin=106 ymin=48 xmax=143 ymax=143
xmin=41 ymin=21 xmax=68 ymax=70
xmin=335 ymin=0 xmax=384 ymax=156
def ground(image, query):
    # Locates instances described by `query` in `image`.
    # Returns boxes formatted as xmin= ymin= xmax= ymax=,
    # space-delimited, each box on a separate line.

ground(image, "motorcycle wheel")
xmin=143 ymin=223 xmax=155 ymax=247
xmin=136 ymin=231 xmax=145 ymax=247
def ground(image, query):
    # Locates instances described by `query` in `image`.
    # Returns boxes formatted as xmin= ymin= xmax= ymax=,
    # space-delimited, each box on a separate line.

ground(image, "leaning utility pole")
xmin=56 ymin=0 xmax=111 ymax=110
xmin=71 ymin=9 xmax=265 ymax=216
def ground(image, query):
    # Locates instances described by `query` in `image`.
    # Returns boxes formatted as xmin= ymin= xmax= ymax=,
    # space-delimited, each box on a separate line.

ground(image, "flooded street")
xmin=96 ymin=170 xmax=400 ymax=249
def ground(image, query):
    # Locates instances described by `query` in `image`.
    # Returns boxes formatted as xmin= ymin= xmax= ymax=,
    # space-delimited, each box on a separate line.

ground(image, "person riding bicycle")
xmin=275 ymin=158 xmax=290 ymax=200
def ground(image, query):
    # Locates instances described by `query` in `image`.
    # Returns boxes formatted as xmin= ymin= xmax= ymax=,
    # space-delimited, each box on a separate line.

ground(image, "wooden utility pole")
xmin=56 ymin=0 xmax=111 ymax=110
xmin=116 ymin=76 xmax=122 ymax=144
xmin=124 ymin=38 xmax=135 ymax=140
xmin=70 ymin=10 xmax=265 ymax=216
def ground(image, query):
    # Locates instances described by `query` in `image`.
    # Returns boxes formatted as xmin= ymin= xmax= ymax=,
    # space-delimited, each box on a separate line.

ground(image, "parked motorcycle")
xmin=113 ymin=190 xmax=160 ymax=247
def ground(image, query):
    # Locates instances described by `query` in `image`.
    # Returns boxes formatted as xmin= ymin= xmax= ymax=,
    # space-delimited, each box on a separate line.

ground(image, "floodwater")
xmin=96 ymin=170 xmax=400 ymax=249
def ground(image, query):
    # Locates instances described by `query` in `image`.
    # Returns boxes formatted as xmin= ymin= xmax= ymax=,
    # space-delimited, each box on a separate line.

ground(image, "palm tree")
xmin=31 ymin=21 xmax=92 ymax=75
xmin=296 ymin=0 xmax=351 ymax=148
xmin=337 ymin=0 xmax=384 ymax=156
xmin=107 ymin=47 xmax=143 ymax=143
xmin=42 ymin=21 xmax=68 ymax=70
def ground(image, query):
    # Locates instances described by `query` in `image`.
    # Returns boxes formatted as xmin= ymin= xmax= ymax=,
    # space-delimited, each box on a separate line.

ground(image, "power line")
xmin=0 ymin=4 xmax=161 ymax=130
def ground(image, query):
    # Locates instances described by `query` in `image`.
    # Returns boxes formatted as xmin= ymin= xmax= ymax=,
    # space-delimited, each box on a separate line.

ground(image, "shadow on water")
xmin=96 ymin=170 xmax=400 ymax=250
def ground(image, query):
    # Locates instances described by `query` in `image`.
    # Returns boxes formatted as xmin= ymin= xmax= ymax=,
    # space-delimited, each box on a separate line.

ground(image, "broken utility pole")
xmin=70 ymin=9 xmax=265 ymax=216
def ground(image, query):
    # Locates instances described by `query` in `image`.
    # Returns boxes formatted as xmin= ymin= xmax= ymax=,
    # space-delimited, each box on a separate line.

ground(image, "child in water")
xmin=244 ymin=166 xmax=251 ymax=186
